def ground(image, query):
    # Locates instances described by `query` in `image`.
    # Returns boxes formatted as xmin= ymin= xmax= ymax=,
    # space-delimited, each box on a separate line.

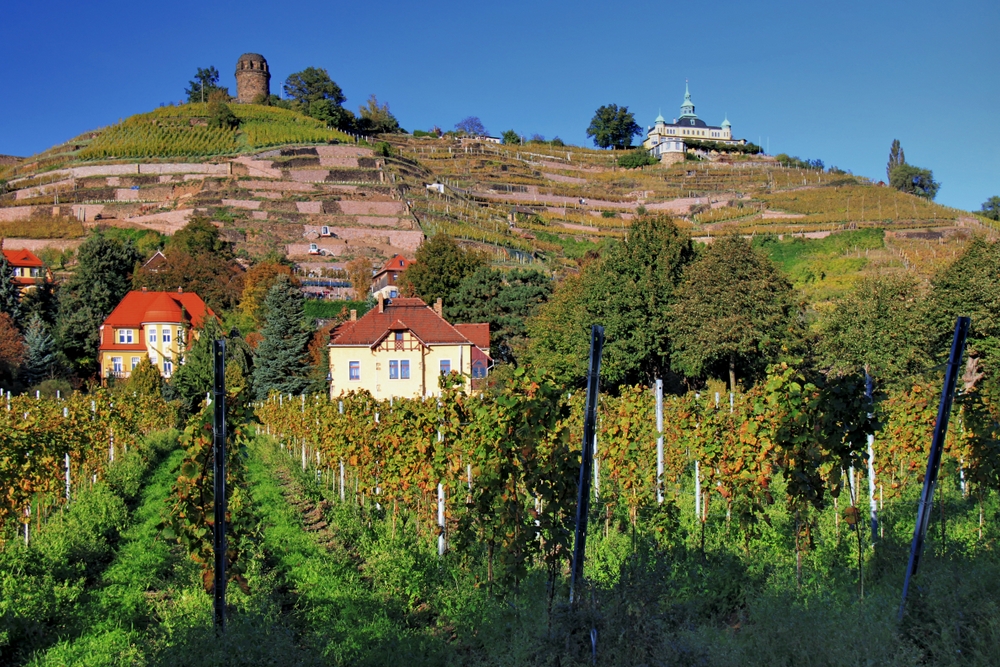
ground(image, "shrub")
xmin=374 ymin=141 xmax=393 ymax=157
xmin=617 ymin=149 xmax=658 ymax=169
xmin=207 ymin=100 xmax=239 ymax=130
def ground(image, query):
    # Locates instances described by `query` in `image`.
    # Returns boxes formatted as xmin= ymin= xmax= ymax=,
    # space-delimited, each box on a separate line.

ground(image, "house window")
xmin=112 ymin=357 xmax=123 ymax=373
xmin=389 ymin=289 xmax=398 ymax=298
xmin=440 ymin=359 xmax=451 ymax=375
xmin=131 ymin=356 xmax=141 ymax=370
xmin=349 ymin=361 xmax=360 ymax=381
xmin=163 ymin=360 xmax=173 ymax=377
xmin=117 ymin=329 xmax=133 ymax=344
xmin=401 ymin=360 xmax=410 ymax=379
xmin=395 ymin=331 xmax=404 ymax=350
xmin=472 ymin=360 xmax=487 ymax=379
xmin=162 ymin=328 xmax=172 ymax=344
xmin=149 ymin=329 xmax=157 ymax=343
xmin=389 ymin=360 xmax=399 ymax=379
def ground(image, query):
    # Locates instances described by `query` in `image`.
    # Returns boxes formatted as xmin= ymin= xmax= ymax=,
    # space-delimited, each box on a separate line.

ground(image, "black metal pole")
xmin=212 ymin=339 xmax=227 ymax=631
xmin=569 ymin=325 xmax=604 ymax=605
xmin=898 ymin=316 xmax=969 ymax=620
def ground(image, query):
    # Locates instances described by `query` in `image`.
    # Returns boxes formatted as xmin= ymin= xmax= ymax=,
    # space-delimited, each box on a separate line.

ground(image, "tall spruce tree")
xmin=252 ymin=275 xmax=312 ymax=399
xmin=0 ymin=252 xmax=21 ymax=327
xmin=19 ymin=314 xmax=57 ymax=386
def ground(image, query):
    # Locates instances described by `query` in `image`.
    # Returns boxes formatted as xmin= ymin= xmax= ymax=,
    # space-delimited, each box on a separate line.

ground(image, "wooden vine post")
xmin=212 ymin=340 xmax=227 ymax=632
xmin=569 ymin=325 xmax=605 ymax=605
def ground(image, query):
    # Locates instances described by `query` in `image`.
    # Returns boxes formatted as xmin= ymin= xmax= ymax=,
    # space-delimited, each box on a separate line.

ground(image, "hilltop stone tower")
xmin=235 ymin=53 xmax=270 ymax=104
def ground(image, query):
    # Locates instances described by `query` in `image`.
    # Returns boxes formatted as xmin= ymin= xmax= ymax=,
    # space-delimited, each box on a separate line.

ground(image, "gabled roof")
xmin=2 ymin=248 xmax=44 ymax=268
xmin=330 ymin=297 xmax=476 ymax=347
xmin=142 ymin=250 xmax=169 ymax=272
xmin=373 ymin=254 xmax=412 ymax=277
xmin=454 ymin=323 xmax=490 ymax=351
xmin=102 ymin=290 xmax=215 ymax=329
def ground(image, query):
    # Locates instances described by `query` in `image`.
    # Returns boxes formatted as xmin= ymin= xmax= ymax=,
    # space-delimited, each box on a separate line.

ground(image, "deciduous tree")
xmin=980 ymin=196 xmax=1000 ymax=221
xmin=669 ymin=235 xmax=800 ymax=391
xmin=397 ymin=234 xmax=484 ymax=307
xmin=356 ymin=95 xmax=401 ymax=134
xmin=819 ymin=275 xmax=928 ymax=384
xmin=501 ymin=129 xmax=521 ymax=145
xmin=887 ymin=139 xmax=905 ymax=180
xmin=346 ymin=257 xmax=373 ymax=300
xmin=889 ymin=163 xmax=939 ymax=200
xmin=0 ymin=312 xmax=24 ymax=387
xmin=455 ymin=117 xmax=487 ymax=137
xmin=185 ymin=66 xmax=229 ymax=104
xmin=586 ymin=104 xmax=641 ymax=150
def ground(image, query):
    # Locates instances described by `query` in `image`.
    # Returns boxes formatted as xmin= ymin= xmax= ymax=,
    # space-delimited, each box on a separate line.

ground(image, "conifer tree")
xmin=252 ymin=275 xmax=312 ymax=399
xmin=0 ymin=252 xmax=21 ymax=327
xmin=127 ymin=357 xmax=162 ymax=397
xmin=19 ymin=314 xmax=57 ymax=386
xmin=169 ymin=316 xmax=221 ymax=415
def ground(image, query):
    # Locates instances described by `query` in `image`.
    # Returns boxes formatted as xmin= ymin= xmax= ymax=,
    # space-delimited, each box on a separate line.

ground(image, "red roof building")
xmin=98 ymin=288 xmax=216 ymax=381
xmin=328 ymin=296 xmax=490 ymax=399
xmin=2 ymin=248 xmax=50 ymax=293
xmin=370 ymin=254 xmax=413 ymax=299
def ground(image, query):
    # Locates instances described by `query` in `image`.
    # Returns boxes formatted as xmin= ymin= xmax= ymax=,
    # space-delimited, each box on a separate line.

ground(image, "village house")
xmin=2 ymin=248 xmax=51 ymax=294
xmin=328 ymin=296 xmax=491 ymax=399
xmin=97 ymin=288 xmax=216 ymax=381
xmin=370 ymin=254 xmax=413 ymax=299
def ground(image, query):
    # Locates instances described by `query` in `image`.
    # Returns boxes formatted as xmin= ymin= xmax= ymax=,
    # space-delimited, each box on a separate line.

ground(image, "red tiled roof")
xmin=330 ymin=297 xmax=476 ymax=347
xmin=454 ymin=323 xmax=490 ymax=350
xmin=103 ymin=290 xmax=215 ymax=328
xmin=3 ymin=249 xmax=44 ymax=268
xmin=373 ymin=254 xmax=412 ymax=277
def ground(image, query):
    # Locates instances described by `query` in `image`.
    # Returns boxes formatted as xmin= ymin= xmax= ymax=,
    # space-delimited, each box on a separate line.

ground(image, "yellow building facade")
xmin=328 ymin=297 xmax=490 ymax=400
xmin=97 ymin=289 xmax=215 ymax=381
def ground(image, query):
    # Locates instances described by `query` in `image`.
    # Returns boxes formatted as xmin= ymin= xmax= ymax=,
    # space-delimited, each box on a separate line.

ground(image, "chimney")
xmin=141 ymin=286 xmax=147 ymax=292
xmin=350 ymin=309 xmax=357 ymax=322
xmin=377 ymin=293 xmax=385 ymax=313
xmin=177 ymin=286 xmax=183 ymax=293
xmin=434 ymin=298 xmax=443 ymax=317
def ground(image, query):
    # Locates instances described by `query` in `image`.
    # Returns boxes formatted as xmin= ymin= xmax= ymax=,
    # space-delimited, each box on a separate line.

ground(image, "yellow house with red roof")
xmin=328 ymin=296 xmax=490 ymax=399
xmin=2 ymin=248 xmax=50 ymax=294
xmin=98 ymin=288 xmax=216 ymax=381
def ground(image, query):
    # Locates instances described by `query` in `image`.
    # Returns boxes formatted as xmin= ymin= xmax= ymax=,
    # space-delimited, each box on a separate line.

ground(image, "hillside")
xmin=2 ymin=105 xmax=995 ymax=299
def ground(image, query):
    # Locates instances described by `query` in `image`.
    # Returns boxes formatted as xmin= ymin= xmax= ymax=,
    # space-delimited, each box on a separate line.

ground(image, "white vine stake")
xmin=437 ymin=483 xmax=446 ymax=556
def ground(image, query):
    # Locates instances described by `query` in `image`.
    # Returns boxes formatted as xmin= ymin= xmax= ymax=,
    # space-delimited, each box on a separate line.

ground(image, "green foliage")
xmin=887 ymin=138 xmax=905 ymax=180
xmin=774 ymin=153 xmax=825 ymax=169
xmin=889 ymin=163 xmax=940 ymax=199
xmin=819 ymin=275 xmax=928 ymax=383
xmin=670 ymin=235 xmax=800 ymax=390
xmin=373 ymin=140 xmax=393 ymax=157
xmin=980 ymin=195 xmax=1000 ymax=221
xmin=0 ymin=251 xmax=20 ymax=326
xmin=303 ymin=298 xmax=369 ymax=323
xmin=587 ymin=104 xmax=641 ymax=150
xmin=686 ymin=139 xmax=762 ymax=155
xmin=356 ymin=94 xmax=401 ymax=134
xmin=206 ymin=99 xmax=238 ymax=130
xmin=528 ymin=216 xmax=694 ymax=387
xmin=167 ymin=216 xmax=227 ymax=257
xmin=168 ymin=316 xmax=221 ymax=416
xmin=447 ymin=267 xmax=552 ymax=362
xmin=926 ymin=236 xmax=1000 ymax=368
xmin=396 ymin=233 xmax=485 ymax=306
xmin=127 ymin=356 xmax=162 ymax=397
xmin=55 ymin=231 xmax=141 ymax=375
xmin=252 ymin=275 xmax=313 ymax=399
xmin=616 ymin=149 xmax=658 ymax=169
xmin=19 ymin=314 xmax=58 ymax=386
xmin=501 ymin=129 xmax=520 ymax=145
xmin=184 ymin=66 xmax=228 ymax=104
xmin=284 ymin=67 xmax=346 ymax=108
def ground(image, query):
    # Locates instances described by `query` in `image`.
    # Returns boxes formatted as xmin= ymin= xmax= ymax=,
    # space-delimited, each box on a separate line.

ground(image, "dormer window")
xmin=117 ymin=329 xmax=133 ymax=344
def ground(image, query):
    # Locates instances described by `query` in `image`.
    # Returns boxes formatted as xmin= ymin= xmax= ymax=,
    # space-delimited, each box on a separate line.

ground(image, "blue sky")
xmin=2 ymin=0 xmax=996 ymax=211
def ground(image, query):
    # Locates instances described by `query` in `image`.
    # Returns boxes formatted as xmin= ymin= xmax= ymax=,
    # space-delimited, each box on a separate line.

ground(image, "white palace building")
xmin=643 ymin=84 xmax=745 ymax=162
